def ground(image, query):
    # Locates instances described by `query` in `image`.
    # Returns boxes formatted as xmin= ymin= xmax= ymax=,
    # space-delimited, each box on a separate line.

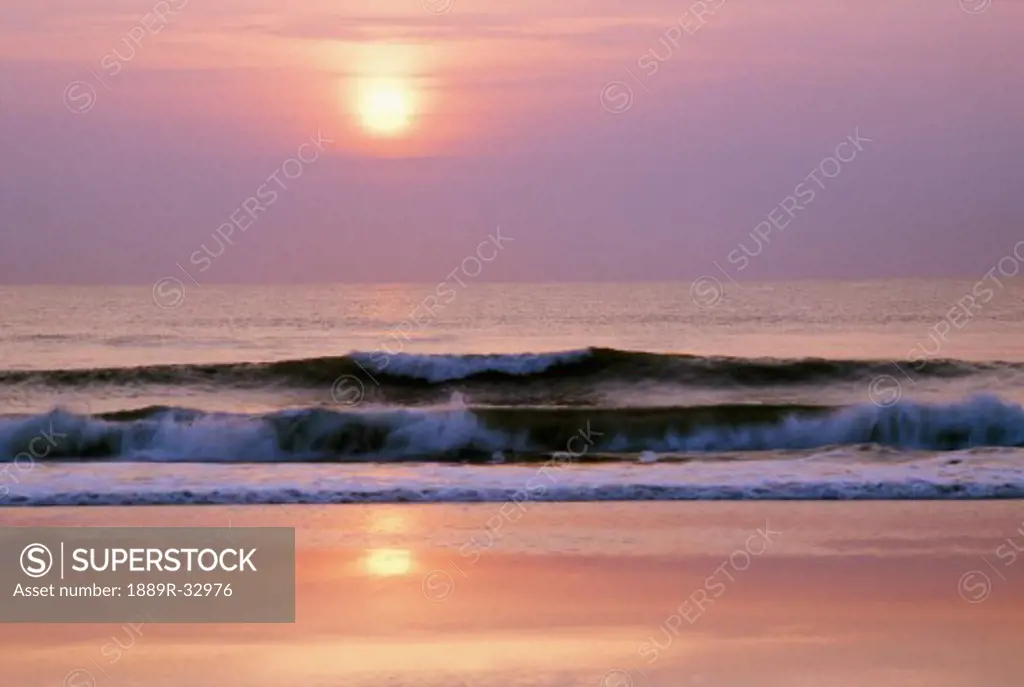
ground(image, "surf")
xmin=0 ymin=348 xmax=1009 ymax=391
xmin=3 ymin=394 xmax=1024 ymax=462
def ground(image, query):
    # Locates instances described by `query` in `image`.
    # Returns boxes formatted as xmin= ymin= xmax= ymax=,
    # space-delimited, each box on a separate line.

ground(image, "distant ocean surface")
xmin=3 ymin=281 xmax=1024 ymax=505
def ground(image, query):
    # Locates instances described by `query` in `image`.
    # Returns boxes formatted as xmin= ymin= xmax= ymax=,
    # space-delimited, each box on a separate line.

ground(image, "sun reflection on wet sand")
xmin=1 ymin=504 xmax=1023 ymax=687
xmin=361 ymin=548 xmax=413 ymax=577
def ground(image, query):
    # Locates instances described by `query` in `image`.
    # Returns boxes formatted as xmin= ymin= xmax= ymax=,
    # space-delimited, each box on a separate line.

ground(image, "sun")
xmin=356 ymin=79 xmax=414 ymax=136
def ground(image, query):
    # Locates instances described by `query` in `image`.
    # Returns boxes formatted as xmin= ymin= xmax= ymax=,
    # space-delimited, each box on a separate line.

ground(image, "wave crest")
xmin=0 ymin=348 xmax=1010 ymax=393
xmin=3 ymin=395 xmax=1024 ymax=462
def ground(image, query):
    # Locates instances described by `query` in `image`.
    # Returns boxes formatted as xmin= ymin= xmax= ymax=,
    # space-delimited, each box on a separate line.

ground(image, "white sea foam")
xmin=650 ymin=394 xmax=1024 ymax=452
xmin=352 ymin=349 xmax=593 ymax=382
xmin=1 ymin=395 xmax=1023 ymax=462
xmin=3 ymin=452 xmax=1023 ymax=505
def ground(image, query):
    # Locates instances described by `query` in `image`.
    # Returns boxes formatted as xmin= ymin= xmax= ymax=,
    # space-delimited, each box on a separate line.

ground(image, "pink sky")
xmin=0 ymin=0 xmax=1021 ymax=283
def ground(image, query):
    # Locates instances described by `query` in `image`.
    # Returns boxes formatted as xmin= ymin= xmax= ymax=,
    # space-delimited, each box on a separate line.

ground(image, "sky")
xmin=0 ymin=0 xmax=1022 ymax=284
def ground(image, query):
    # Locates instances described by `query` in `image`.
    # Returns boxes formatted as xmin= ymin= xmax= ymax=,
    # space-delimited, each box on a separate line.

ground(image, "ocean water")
xmin=2 ymin=280 xmax=1024 ymax=504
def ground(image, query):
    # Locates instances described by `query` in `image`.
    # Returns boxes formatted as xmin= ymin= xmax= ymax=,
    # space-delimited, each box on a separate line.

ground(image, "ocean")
xmin=3 ymin=279 xmax=1024 ymax=505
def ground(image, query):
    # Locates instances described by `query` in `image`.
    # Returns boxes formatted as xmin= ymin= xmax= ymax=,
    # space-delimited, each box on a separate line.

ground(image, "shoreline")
xmin=5 ymin=454 xmax=1024 ymax=506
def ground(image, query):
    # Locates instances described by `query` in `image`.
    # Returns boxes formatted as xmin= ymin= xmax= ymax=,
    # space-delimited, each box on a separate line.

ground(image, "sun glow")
xmin=356 ymin=79 xmax=415 ymax=136
xmin=362 ymin=548 xmax=413 ymax=577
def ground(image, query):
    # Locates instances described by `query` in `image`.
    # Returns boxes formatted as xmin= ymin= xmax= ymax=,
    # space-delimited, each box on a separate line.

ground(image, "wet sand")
xmin=1 ymin=502 xmax=1022 ymax=687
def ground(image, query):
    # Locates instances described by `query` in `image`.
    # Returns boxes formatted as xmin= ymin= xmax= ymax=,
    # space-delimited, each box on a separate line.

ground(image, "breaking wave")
xmin=3 ymin=394 xmax=1024 ymax=462
xmin=0 ymin=348 xmax=1012 ymax=395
